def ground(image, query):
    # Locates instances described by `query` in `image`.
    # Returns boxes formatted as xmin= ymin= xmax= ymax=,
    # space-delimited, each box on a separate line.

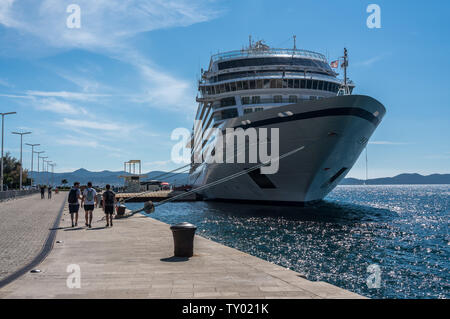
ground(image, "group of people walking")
xmin=40 ymin=185 xmax=52 ymax=199
xmin=67 ymin=182 xmax=117 ymax=228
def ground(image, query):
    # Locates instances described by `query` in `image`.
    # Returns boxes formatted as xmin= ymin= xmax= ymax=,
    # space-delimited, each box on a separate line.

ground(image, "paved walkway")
xmin=0 ymin=193 xmax=65 ymax=283
xmin=0 ymin=204 xmax=363 ymax=299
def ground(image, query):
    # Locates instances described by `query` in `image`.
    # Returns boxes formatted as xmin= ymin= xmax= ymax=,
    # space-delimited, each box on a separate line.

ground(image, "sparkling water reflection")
xmin=128 ymin=185 xmax=449 ymax=299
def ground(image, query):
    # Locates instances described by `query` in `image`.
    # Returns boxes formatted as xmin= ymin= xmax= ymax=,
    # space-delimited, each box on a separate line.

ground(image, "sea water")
xmin=128 ymin=185 xmax=449 ymax=298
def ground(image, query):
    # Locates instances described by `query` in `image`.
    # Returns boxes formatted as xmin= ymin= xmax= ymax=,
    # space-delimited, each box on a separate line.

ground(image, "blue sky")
xmin=0 ymin=0 xmax=448 ymax=178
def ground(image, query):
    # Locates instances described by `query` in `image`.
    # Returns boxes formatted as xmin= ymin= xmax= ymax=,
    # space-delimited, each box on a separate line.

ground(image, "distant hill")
xmin=31 ymin=168 xmax=189 ymax=186
xmin=31 ymin=169 xmax=449 ymax=187
xmin=340 ymin=173 xmax=450 ymax=185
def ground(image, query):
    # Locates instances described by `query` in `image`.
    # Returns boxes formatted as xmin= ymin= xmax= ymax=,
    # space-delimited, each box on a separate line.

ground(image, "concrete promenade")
xmin=0 ymin=203 xmax=364 ymax=299
xmin=0 ymin=192 xmax=65 ymax=284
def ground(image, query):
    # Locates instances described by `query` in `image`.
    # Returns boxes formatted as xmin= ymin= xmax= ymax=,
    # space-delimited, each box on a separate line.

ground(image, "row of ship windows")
xmin=219 ymin=94 xmax=325 ymax=108
xmin=213 ymin=95 xmax=324 ymax=121
xmin=241 ymin=95 xmax=305 ymax=105
xmin=200 ymin=79 xmax=341 ymax=95
xmin=217 ymin=57 xmax=332 ymax=71
xmin=214 ymin=70 xmax=330 ymax=82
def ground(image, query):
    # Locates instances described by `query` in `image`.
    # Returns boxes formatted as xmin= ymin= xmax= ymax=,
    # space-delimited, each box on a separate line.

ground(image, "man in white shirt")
xmin=82 ymin=181 xmax=97 ymax=228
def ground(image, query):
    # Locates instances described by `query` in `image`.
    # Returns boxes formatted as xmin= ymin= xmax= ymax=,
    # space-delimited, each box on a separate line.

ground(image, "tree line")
xmin=2 ymin=152 xmax=29 ymax=189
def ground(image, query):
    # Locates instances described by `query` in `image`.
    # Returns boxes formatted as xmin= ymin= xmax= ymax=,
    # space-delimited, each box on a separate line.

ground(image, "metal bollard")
xmin=116 ymin=204 xmax=126 ymax=216
xmin=170 ymin=222 xmax=197 ymax=257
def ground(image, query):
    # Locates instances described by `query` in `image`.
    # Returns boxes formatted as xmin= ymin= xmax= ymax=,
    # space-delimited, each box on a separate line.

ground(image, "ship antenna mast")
xmin=343 ymin=48 xmax=349 ymax=94
xmin=293 ymin=35 xmax=297 ymax=50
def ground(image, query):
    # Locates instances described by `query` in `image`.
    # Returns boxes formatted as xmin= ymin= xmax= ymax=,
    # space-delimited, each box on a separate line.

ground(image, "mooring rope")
xmin=145 ymin=164 xmax=191 ymax=181
xmin=126 ymin=145 xmax=306 ymax=216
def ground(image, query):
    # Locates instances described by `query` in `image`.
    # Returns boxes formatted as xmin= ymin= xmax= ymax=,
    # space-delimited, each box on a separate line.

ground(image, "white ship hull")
xmin=190 ymin=95 xmax=386 ymax=204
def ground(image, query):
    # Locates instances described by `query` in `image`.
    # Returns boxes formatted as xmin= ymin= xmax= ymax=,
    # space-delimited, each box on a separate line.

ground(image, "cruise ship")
xmin=189 ymin=39 xmax=386 ymax=204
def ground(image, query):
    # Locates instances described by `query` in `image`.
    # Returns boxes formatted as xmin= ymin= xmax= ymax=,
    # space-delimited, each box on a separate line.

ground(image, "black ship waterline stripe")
xmin=247 ymin=168 xmax=277 ymax=189
xmin=329 ymin=167 xmax=348 ymax=184
xmin=0 ymin=196 xmax=67 ymax=289
xmin=230 ymin=107 xmax=380 ymax=131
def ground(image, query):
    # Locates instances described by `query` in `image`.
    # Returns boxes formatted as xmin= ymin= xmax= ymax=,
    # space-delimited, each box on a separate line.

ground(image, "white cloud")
xmin=0 ymin=0 xmax=221 ymax=51
xmin=0 ymin=0 xmax=223 ymax=170
xmin=143 ymin=160 xmax=175 ymax=171
xmin=26 ymin=90 xmax=109 ymax=101
xmin=35 ymin=98 xmax=87 ymax=115
xmin=354 ymin=53 xmax=389 ymax=67
xmin=61 ymin=118 xmax=122 ymax=131
xmin=144 ymin=160 xmax=172 ymax=166
xmin=56 ymin=137 xmax=99 ymax=148
xmin=128 ymin=56 xmax=196 ymax=111
xmin=0 ymin=1 xmax=218 ymax=112
xmin=54 ymin=72 xmax=105 ymax=93
xmin=0 ymin=78 xmax=13 ymax=88
xmin=0 ymin=0 xmax=16 ymax=28
xmin=56 ymin=135 xmax=121 ymax=152
xmin=0 ymin=93 xmax=31 ymax=99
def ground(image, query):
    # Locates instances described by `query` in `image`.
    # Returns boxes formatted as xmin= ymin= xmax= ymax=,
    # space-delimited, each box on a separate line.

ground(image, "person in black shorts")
xmin=102 ymin=184 xmax=116 ymax=227
xmin=82 ymin=182 xmax=97 ymax=228
xmin=40 ymin=185 xmax=45 ymax=199
xmin=68 ymin=182 xmax=82 ymax=227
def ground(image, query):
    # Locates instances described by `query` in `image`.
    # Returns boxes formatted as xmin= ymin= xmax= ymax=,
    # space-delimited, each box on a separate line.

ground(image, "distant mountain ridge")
xmin=340 ymin=173 xmax=450 ymax=185
xmin=31 ymin=169 xmax=189 ymax=186
xmin=31 ymin=169 xmax=449 ymax=186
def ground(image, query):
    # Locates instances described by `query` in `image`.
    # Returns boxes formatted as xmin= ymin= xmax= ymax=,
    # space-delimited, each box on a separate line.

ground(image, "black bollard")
xmin=170 ymin=222 xmax=197 ymax=257
xmin=116 ymin=204 xmax=126 ymax=216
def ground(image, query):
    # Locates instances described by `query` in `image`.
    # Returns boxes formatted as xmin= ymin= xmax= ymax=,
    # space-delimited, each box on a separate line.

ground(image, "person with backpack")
xmin=68 ymin=182 xmax=82 ymax=227
xmin=82 ymin=182 xmax=97 ymax=228
xmin=102 ymin=184 xmax=116 ymax=227
xmin=40 ymin=185 xmax=45 ymax=199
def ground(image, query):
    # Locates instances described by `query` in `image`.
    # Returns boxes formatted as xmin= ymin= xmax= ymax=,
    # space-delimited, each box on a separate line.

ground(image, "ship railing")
xmin=211 ymin=48 xmax=327 ymax=63
xmin=240 ymin=97 xmax=315 ymax=106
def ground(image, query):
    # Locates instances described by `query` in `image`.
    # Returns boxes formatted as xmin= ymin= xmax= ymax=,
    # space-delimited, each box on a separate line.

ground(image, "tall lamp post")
xmin=37 ymin=154 xmax=47 ymax=186
xmin=49 ymin=163 xmax=56 ymax=186
xmin=1 ymin=112 xmax=17 ymax=191
xmin=25 ymin=143 xmax=39 ymax=187
xmin=12 ymin=131 xmax=31 ymax=190
xmin=42 ymin=158 xmax=49 ymax=187
xmin=44 ymin=160 xmax=52 ymax=186
xmin=35 ymin=151 xmax=44 ymax=186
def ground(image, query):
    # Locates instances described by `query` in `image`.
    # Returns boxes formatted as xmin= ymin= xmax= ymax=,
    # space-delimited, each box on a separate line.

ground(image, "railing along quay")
xmin=0 ymin=189 xmax=39 ymax=201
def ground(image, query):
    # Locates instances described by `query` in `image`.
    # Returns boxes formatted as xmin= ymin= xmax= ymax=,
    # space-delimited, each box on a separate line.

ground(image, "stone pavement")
xmin=0 ymin=204 xmax=364 ymax=299
xmin=0 ymin=193 xmax=65 ymax=283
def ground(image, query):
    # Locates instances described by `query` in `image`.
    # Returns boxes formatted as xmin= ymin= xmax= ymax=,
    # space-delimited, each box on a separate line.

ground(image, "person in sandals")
xmin=82 ymin=182 xmax=97 ymax=228
xmin=102 ymin=184 xmax=116 ymax=227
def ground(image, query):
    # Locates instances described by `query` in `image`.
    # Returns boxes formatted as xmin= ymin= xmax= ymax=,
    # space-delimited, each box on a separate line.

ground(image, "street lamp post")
xmin=42 ymin=158 xmax=49 ymax=187
xmin=49 ymin=163 xmax=56 ymax=186
xmin=25 ymin=143 xmax=39 ymax=187
xmin=1 ymin=112 xmax=17 ymax=191
xmin=35 ymin=151 xmax=44 ymax=186
xmin=44 ymin=160 xmax=52 ymax=186
xmin=12 ymin=131 xmax=31 ymax=190
xmin=38 ymin=154 xmax=47 ymax=186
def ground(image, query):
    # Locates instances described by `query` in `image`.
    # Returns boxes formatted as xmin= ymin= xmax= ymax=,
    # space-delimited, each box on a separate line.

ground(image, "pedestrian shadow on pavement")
xmin=50 ymin=226 xmax=72 ymax=230
xmin=86 ymin=226 xmax=107 ymax=230
xmin=64 ymin=227 xmax=84 ymax=231
xmin=160 ymin=256 xmax=189 ymax=262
